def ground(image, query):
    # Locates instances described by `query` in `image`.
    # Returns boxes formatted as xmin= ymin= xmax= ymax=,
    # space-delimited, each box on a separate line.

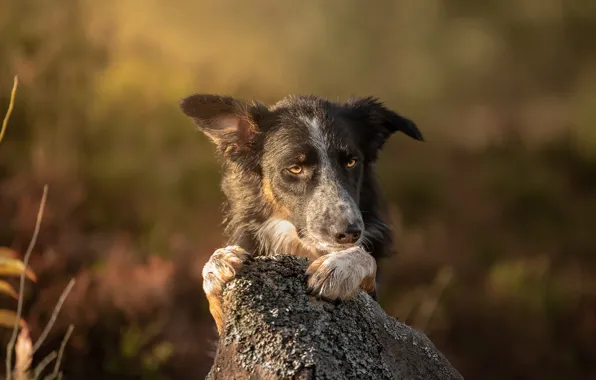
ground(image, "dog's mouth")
xmin=298 ymin=229 xmax=363 ymax=253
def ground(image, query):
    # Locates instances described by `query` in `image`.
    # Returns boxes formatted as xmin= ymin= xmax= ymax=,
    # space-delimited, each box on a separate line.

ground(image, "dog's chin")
xmin=299 ymin=231 xmax=363 ymax=256
xmin=313 ymin=240 xmax=361 ymax=253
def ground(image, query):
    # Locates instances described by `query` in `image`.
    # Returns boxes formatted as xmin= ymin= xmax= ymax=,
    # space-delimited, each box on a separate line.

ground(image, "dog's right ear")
xmin=179 ymin=94 xmax=265 ymax=154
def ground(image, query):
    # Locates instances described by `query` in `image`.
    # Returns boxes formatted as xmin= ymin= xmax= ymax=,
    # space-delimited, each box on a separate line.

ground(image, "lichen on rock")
xmin=206 ymin=255 xmax=463 ymax=380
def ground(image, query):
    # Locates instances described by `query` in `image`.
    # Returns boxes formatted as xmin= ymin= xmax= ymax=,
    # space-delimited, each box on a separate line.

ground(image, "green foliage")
xmin=106 ymin=322 xmax=173 ymax=380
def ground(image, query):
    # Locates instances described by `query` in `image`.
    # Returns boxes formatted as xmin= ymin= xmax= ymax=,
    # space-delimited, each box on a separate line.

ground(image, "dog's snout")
xmin=334 ymin=223 xmax=362 ymax=245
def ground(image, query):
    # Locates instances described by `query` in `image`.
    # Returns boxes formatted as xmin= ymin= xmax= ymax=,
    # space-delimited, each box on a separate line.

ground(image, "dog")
xmin=179 ymin=94 xmax=423 ymax=334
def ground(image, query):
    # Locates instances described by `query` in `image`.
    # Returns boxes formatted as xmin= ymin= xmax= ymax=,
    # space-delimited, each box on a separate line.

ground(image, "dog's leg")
xmin=202 ymin=245 xmax=252 ymax=334
xmin=306 ymin=246 xmax=377 ymax=300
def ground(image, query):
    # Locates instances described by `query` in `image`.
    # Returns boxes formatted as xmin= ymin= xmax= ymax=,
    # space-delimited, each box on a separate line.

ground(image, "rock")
xmin=206 ymin=255 xmax=463 ymax=380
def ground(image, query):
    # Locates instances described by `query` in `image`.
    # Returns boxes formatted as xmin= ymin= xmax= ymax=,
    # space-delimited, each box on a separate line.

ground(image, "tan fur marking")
xmin=359 ymin=254 xmax=377 ymax=294
xmin=259 ymin=180 xmax=321 ymax=258
xmin=359 ymin=272 xmax=377 ymax=294
xmin=262 ymin=178 xmax=290 ymax=219
xmin=202 ymin=245 xmax=252 ymax=335
xmin=206 ymin=293 xmax=224 ymax=334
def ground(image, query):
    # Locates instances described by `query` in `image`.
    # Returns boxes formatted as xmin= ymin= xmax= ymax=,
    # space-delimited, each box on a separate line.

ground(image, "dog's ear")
xmin=346 ymin=96 xmax=423 ymax=159
xmin=179 ymin=94 xmax=266 ymax=153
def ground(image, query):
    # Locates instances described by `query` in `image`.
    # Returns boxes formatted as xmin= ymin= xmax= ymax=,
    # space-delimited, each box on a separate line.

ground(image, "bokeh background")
xmin=1 ymin=0 xmax=595 ymax=379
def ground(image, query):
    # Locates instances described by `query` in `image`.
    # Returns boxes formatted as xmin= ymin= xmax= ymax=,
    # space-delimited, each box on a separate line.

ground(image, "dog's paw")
xmin=306 ymin=247 xmax=376 ymax=300
xmin=202 ymin=245 xmax=252 ymax=298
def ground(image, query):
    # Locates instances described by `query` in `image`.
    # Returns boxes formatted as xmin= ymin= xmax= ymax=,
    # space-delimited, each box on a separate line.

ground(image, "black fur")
xmin=180 ymin=93 xmax=422 ymax=274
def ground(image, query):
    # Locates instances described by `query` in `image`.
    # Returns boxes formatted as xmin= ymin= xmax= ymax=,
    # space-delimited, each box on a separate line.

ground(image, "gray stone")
xmin=206 ymin=255 xmax=463 ymax=380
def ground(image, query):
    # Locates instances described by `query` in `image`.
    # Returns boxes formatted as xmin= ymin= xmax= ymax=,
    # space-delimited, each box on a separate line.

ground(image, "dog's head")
xmin=180 ymin=94 xmax=422 ymax=254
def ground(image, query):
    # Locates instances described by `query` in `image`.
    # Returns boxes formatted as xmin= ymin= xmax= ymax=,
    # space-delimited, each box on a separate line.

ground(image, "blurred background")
xmin=0 ymin=0 xmax=595 ymax=379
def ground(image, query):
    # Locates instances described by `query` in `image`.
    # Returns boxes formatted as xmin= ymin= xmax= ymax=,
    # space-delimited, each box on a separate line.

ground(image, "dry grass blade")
xmin=6 ymin=185 xmax=48 ymax=380
xmin=32 ymin=279 xmax=76 ymax=353
xmin=0 ymin=311 xmax=27 ymax=329
xmin=0 ymin=280 xmax=19 ymax=300
xmin=33 ymin=351 xmax=56 ymax=380
xmin=415 ymin=266 xmax=454 ymax=332
xmin=0 ymin=248 xmax=19 ymax=259
xmin=0 ymin=309 xmax=27 ymax=328
xmin=0 ymin=257 xmax=38 ymax=283
xmin=51 ymin=325 xmax=73 ymax=380
xmin=0 ymin=76 xmax=18 ymax=146
xmin=14 ymin=326 xmax=32 ymax=380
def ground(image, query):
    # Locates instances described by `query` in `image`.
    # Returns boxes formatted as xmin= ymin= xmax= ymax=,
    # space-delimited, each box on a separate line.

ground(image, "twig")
xmin=33 ymin=351 xmax=56 ymax=380
xmin=415 ymin=266 xmax=454 ymax=332
xmin=51 ymin=325 xmax=73 ymax=379
xmin=0 ymin=76 xmax=18 ymax=146
xmin=6 ymin=185 xmax=48 ymax=380
xmin=32 ymin=279 xmax=76 ymax=353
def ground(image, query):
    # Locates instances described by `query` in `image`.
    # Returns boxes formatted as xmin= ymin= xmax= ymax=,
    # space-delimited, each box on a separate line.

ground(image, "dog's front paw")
xmin=306 ymin=247 xmax=376 ymax=301
xmin=202 ymin=245 xmax=252 ymax=334
xmin=202 ymin=245 xmax=252 ymax=298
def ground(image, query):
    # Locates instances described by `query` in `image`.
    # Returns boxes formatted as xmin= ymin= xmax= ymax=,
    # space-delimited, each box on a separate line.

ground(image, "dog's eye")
xmin=346 ymin=158 xmax=357 ymax=168
xmin=287 ymin=165 xmax=303 ymax=175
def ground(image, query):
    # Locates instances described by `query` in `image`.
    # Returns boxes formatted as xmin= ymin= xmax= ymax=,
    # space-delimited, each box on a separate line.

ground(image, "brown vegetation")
xmin=0 ymin=0 xmax=595 ymax=379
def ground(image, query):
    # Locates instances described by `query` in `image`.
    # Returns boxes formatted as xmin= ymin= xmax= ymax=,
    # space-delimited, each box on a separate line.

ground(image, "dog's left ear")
xmin=179 ymin=93 xmax=266 ymax=154
xmin=346 ymin=97 xmax=423 ymax=159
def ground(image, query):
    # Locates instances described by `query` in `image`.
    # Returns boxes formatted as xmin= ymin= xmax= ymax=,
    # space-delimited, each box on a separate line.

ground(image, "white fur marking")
xmin=307 ymin=247 xmax=376 ymax=300
xmin=202 ymin=245 xmax=250 ymax=296
xmin=301 ymin=116 xmax=362 ymax=239
xmin=256 ymin=218 xmax=318 ymax=258
xmin=302 ymin=116 xmax=332 ymax=176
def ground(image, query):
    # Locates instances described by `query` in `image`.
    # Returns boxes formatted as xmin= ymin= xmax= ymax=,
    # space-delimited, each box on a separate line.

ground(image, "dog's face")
xmin=179 ymin=94 xmax=422 ymax=253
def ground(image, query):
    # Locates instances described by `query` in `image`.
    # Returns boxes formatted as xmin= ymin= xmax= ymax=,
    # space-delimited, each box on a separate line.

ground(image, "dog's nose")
xmin=334 ymin=224 xmax=362 ymax=245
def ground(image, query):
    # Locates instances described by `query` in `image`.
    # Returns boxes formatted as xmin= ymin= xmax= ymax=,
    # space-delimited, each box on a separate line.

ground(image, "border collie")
xmin=179 ymin=94 xmax=423 ymax=334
